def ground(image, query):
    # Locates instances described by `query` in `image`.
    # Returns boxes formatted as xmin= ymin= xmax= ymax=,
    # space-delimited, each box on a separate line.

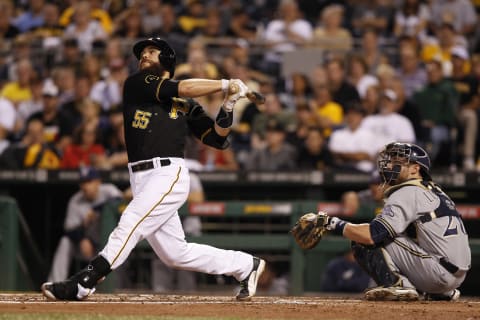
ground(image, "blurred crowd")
xmin=1 ymin=0 xmax=480 ymax=173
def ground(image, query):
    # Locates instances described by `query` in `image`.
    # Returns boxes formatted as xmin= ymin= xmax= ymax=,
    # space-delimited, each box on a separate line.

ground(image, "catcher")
xmin=291 ymin=142 xmax=471 ymax=301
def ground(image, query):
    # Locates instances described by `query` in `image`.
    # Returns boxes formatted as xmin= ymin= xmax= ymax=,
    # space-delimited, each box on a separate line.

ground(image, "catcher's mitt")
xmin=290 ymin=212 xmax=330 ymax=250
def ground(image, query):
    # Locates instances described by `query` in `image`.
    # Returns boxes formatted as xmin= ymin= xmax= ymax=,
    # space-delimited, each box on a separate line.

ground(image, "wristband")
xmin=335 ymin=219 xmax=347 ymax=235
xmin=221 ymin=79 xmax=229 ymax=93
xmin=215 ymin=108 xmax=233 ymax=128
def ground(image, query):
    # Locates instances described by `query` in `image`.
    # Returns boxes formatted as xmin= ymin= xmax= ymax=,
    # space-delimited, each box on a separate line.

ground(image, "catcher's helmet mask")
xmin=378 ymin=142 xmax=431 ymax=185
xmin=133 ymin=37 xmax=176 ymax=77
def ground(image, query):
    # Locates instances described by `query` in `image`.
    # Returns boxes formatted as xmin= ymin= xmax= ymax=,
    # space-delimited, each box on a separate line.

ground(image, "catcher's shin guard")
xmin=352 ymin=242 xmax=400 ymax=287
xmin=71 ymin=255 xmax=112 ymax=289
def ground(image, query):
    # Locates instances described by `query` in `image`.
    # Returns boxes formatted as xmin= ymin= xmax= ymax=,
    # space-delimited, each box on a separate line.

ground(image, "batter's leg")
xmin=146 ymin=213 xmax=253 ymax=282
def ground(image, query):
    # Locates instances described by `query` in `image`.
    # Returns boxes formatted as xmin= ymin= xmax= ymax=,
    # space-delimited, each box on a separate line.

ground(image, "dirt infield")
xmin=0 ymin=293 xmax=479 ymax=320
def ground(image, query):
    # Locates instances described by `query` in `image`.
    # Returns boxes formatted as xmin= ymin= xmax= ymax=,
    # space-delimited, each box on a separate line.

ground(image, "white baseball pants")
xmin=99 ymin=157 xmax=253 ymax=281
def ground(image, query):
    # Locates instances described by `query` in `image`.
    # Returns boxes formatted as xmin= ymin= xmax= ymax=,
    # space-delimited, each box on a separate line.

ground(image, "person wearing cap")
xmin=244 ymin=119 xmax=297 ymax=171
xmin=361 ymin=88 xmax=416 ymax=145
xmin=27 ymin=81 xmax=63 ymax=144
xmin=42 ymin=37 xmax=266 ymax=302
xmin=448 ymin=46 xmax=478 ymax=171
xmin=47 ymin=167 xmax=123 ymax=282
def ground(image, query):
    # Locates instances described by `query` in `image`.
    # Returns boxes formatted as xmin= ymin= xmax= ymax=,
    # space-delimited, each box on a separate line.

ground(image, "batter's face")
xmin=139 ymin=45 xmax=161 ymax=70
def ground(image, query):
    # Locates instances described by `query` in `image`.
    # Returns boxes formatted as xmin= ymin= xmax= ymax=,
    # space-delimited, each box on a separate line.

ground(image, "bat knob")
xmin=229 ymin=83 xmax=239 ymax=94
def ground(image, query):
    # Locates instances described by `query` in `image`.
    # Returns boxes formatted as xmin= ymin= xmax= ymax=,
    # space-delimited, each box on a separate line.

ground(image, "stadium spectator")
xmin=312 ymin=4 xmax=353 ymax=52
xmin=59 ymin=0 xmax=113 ymax=35
xmin=351 ymin=0 xmax=394 ymax=37
xmin=393 ymin=0 xmax=430 ymax=43
xmin=251 ymin=93 xmax=296 ymax=149
xmin=0 ymin=0 xmax=20 ymax=40
xmin=358 ymin=29 xmax=388 ymax=75
xmin=57 ymin=38 xmax=83 ymax=74
xmin=308 ymin=83 xmax=344 ymax=138
xmin=321 ymin=249 xmax=371 ymax=293
xmin=13 ymin=0 xmax=46 ymax=33
xmin=29 ymin=2 xmax=63 ymax=40
xmin=421 ymin=22 xmax=467 ymax=77
xmin=140 ymin=0 xmax=163 ymax=37
xmin=90 ymin=58 xmax=128 ymax=113
xmin=16 ymin=78 xmax=44 ymax=132
xmin=27 ymin=81 xmax=64 ymax=144
xmin=177 ymin=0 xmax=207 ymax=36
xmin=347 ymin=53 xmax=379 ymax=99
xmin=296 ymin=126 xmax=332 ymax=170
xmin=0 ymin=96 xmax=15 ymax=155
xmin=448 ymin=46 xmax=478 ymax=171
xmin=61 ymin=121 xmax=106 ymax=169
xmin=63 ymin=1 xmax=108 ymax=53
xmin=430 ymin=0 xmax=477 ymax=36
xmin=395 ymin=44 xmax=427 ymax=98
xmin=361 ymin=89 xmax=416 ymax=145
xmin=58 ymin=75 xmax=92 ymax=140
xmin=47 ymin=167 xmax=123 ymax=282
xmin=198 ymin=144 xmax=239 ymax=171
xmin=325 ymin=57 xmax=360 ymax=110
xmin=113 ymin=8 xmax=147 ymax=40
xmin=1 ymin=58 xmax=35 ymax=107
xmin=389 ymin=77 xmax=425 ymax=143
xmin=361 ymin=84 xmax=380 ymax=116
xmin=260 ymin=0 xmax=313 ymax=78
xmin=328 ymin=103 xmax=383 ymax=173
xmin=226 ymin=7 xmax=258 ymax=41
xmin=0 ymin=118 xmax=61 ymax=169
xmin=412 ymin=59 xmax=458 ymax=165
xmin=245 ymin=119 xmax=297 ymax=171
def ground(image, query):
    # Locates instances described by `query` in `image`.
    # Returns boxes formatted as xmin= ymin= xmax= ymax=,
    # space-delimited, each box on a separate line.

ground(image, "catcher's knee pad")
xmin=352 ymin=242 xmax=400 ymax=287
xmin=70 ymin=255 xmax=111 ymax=289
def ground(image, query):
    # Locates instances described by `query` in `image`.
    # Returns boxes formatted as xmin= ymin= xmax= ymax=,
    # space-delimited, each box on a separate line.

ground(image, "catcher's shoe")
xmin=424 ymin=289 xmax=460 ymax=301
xmin=41 ymin=281 xmax=95 ymax=301
xmin=236 ymin=257 xmax=266 ymax=301
xmin=364 ymin=286 xmax=419 ymax=301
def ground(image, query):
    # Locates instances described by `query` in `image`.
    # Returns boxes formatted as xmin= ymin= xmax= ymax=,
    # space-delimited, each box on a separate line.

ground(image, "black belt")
xmin=439 ymin=257 xmax=459 ymax=274
xmin=131 ymin=159 xmax=171 ymax=172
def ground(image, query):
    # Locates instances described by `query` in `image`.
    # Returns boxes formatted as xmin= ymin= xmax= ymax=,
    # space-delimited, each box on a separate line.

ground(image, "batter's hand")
xmin=223 ymin=79 xmax=248 ymax=112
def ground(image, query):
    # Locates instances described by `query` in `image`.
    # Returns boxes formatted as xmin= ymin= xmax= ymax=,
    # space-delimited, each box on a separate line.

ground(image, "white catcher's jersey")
xmin=374 ymin=179 xmax=471 ymax=271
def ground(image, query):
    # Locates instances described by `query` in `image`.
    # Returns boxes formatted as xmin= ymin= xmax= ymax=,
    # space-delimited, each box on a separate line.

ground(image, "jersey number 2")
xmin=132 ymin=110 xmax=152 ymax=129
xmin=443 ymin=216 xmax=466 ymax=237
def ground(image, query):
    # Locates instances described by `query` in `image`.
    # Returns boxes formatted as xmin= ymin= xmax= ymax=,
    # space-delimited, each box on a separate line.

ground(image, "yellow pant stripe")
xmin=393 ymin=239 xmax=431 ymax=258
xmin=111 ymin=166 xmax=182 ymax=266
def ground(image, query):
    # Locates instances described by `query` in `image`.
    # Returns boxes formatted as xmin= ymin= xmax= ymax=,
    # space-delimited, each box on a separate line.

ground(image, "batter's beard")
xmin=139 ymin=61 xmax=167 ymax=76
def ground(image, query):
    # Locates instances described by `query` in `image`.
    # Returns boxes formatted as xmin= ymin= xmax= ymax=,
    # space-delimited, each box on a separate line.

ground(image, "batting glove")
xmin=223 ymin=79 xmax=248 ymax=112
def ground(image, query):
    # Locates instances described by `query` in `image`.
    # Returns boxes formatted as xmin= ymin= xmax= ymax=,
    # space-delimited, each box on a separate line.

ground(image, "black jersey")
xmin=123 ymin=69 xmax=227 ymax=162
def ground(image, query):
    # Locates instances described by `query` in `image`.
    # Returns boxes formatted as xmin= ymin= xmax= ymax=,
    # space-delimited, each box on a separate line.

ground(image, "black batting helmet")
xmin=377 ymin=142 xmax=431 ymax=184
xmin=133 ymin=37 xmax=176 ymax=77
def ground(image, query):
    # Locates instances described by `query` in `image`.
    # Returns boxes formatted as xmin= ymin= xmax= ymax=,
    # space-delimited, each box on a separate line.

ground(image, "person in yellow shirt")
xmin=0 ymin=59 xmax=34 ymax=106
xmin=59 ymin=0 xmax=113 ymax=34
xmin=309 ymin=84 xmax=343 ymax=137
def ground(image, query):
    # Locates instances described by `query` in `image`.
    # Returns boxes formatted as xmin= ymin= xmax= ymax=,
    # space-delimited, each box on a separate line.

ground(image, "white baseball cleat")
xmin=236 ymin=257 xmax=266 ymax=301
xmin=425 ymin=289 xmax=460 ymax=301
xmin=365 ymin=286 xmax=419 ymax=301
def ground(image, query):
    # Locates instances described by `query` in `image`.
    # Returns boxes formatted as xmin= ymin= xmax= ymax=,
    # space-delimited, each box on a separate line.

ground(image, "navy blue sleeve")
xmin=369 ymin=220 xmax=392 ymax=245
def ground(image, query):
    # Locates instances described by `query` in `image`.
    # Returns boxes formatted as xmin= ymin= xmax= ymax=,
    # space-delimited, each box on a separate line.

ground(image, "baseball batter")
xmin=322 ymin=142 xmax=471 ymax=301
xmin=42 ymin=37 xmax=265 ymax=301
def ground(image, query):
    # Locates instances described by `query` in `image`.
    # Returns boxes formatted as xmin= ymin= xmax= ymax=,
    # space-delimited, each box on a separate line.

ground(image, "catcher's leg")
xmin=352 ymin=242 xmax=418 ymax=301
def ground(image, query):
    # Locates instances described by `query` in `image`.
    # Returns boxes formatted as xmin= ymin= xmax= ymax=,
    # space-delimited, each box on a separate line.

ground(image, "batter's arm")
xmin=178 ymin=79 xmax=227 ymax=98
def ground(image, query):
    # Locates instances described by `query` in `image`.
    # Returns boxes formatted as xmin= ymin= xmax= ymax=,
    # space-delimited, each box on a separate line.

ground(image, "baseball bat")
xmin=229 ymin=83 xmax=266 ymax=105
